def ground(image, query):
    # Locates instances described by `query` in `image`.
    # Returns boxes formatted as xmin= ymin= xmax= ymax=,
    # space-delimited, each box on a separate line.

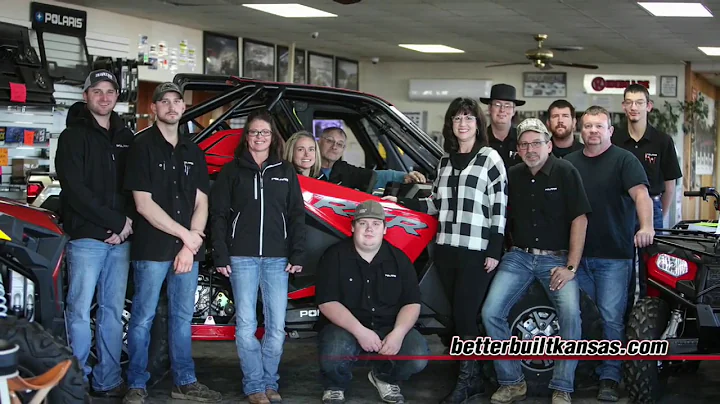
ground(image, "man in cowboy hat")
xmin=480 ymin=84 xmax=526 ymax=168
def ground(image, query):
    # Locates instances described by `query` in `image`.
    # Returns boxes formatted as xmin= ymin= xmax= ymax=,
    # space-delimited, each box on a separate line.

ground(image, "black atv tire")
xmin=623 ymin=297 xmax=670 ymax=404
xmin=0 ymin=317 xmax=89 ymax=404
xmin=482 ymin=282 xmax=603 ymax=397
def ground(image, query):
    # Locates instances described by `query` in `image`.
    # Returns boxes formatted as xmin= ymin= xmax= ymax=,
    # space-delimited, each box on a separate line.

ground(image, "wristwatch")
xmin=567 ymin=265 xmax=576 ymax=273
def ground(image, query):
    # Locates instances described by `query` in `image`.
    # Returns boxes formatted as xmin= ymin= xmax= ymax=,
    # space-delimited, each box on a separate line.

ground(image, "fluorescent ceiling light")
xmin=699 ymin=47 xmax=720 ymax=56
xmin=398 ymin=44 xmax=465 ymax=53
xmin=242 ymin=3 xmax=337 ymax=18
xmin=637 ymin=2 xmax=713 ymax=17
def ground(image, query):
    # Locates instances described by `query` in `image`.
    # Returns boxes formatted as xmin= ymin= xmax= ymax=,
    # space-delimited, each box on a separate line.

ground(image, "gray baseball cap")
xmin=516 ymin=118 xmax=550 ymax=139
xmin=82 ymin=69 xmax=119 ymax=91
xmin=152 ymin=82 xmax=183 ymax=102
xmin=353 ymin=200 xmax=386 ymax=221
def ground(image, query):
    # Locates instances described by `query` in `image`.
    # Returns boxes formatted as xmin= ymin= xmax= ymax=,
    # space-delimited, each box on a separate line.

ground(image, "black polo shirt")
xmin=315 ymin=239 xmax=422 ymax=330
xmin=508 ymin=155 xmax=592 ymax=251
xmin=611 ymin=124 xmax=682 ymax=196
xmin=488 ymin=126 xmax=523 ymax=167
xmin=124 ymin=125 xmax=210 ymax=262
xmin=552 ymin=137 xmax=584 ymax=159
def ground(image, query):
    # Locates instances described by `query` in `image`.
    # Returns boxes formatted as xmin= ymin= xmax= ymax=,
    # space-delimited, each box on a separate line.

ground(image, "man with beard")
xmin=122 ymin=83 xmax=222 ymax=404
xmin=546 ymin=100 xmax=583 ymax=158
xmin=55 ymin=69 xmax=135 ymax=398
xmin=480 ymin=84 xmax=526 ymax=168
xmin=611 ymin=84 xmax=682 ymax=229
xmin=483 ymin=118 xmax=590 ymax=404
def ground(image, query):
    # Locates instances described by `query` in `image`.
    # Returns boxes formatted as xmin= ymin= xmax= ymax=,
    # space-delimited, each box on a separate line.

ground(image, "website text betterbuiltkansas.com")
xmin=449 ymin=336 xmax=669 ymax=357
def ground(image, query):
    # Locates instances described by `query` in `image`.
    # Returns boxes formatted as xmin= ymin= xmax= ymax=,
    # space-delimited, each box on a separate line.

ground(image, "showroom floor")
xmin=90 ymin=335 xmax=720 ymax=403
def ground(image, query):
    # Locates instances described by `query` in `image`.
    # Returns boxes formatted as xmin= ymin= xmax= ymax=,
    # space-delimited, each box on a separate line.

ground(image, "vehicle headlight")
xmin=655 ymin=253 xmax=689 ymax=277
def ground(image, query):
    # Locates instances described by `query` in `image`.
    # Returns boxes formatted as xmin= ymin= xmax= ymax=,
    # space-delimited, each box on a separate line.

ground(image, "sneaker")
xmin=92 ymin=382 xmax=128 ymax=398
xmin=552 ymin=390 xmax=572 ymax=404
xmin=265 ymin=389 xmax=282 ymax=403
xmin=322 ymin=390 xmax=345 ymax=404
xmin=123 ymin=388 xmax=148 ymax=404
xmin=597 ymin=379 xmax=619 ymax=402
xmin=490 ymin=381 xmax=527 ymax=404
xmin=171 ymin=382 xmax=222 ymax=402
xmin=367 ymin=370 xmax=404 ymax=403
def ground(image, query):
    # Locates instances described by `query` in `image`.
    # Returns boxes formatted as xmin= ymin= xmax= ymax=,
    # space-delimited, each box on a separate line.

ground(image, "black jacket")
xmin=209 ymin=149 xmax=305 ymax=268
xmin=322 ymin=160 xmax=376 ymax=192
xmin=55 ymin=102 xmax=134 ymax=241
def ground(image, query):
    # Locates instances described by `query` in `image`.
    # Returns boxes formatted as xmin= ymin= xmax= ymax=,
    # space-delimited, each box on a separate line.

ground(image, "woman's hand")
xmin=216 ymin=265 xmax=231 ymax=277
xmin=285 ymin=263 xmax=303 ymax=273
xmin=485 ymin=257 xmax=499 ymax=273
xmin=381 ymin=196 xmax=398 ymax=203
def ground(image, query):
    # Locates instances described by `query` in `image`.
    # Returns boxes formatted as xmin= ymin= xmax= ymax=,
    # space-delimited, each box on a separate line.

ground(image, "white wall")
xmin=359 ymin=61 xmax=686 ymax=135
xmin=2 ymin=0 xmax=213 ymax=82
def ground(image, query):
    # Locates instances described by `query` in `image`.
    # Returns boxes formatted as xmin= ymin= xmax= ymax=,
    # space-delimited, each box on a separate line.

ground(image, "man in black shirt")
xmin=612 ymin=84 xmax=682 ymax=229
xmin=316 ymin=200 xmax=428 ymax=404
xmin=122 ymin=83 xmax=221 ymax=404
xmin=482 ymin=118 xmax=591 ymax=404
xmin=565 ymin=106 xmax=654 ymax=402
xmin=547 ymin=100 xmax=584 ymax=158
xmin=480 ymin=84 xmax=525 ymax=168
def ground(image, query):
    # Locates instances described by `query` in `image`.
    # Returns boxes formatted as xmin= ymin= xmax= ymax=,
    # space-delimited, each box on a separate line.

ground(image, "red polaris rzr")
xmin=3 ymin=74 xmax=602 ymax=400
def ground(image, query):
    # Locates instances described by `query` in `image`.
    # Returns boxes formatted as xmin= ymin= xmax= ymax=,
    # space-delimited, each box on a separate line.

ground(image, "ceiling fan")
xmin=486 ymin=34 xmax=598 ymax=70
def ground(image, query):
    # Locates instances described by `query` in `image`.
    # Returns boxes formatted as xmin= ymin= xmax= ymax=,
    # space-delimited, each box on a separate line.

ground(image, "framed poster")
xmin=335 ymin=57 xmax=359 ymax=90
xmin=276 ymin=45 xmax=306 ymax=84
xmin=660 ymin=76 xmax=678 ymax=98
xmin=523 ymin=72 xmax=567 ymax=97
xmin=243 ymin=38 xmax=275 ymax=81
xmin=308 ymin=52 xmax=334 ymax=87
xmin=203 ymin=31 xmax=239 ymax=75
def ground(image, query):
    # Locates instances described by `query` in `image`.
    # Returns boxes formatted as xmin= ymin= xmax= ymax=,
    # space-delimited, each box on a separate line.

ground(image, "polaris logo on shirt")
xmin=115 ymin=144 xmax=129 ymax=148
xmin=31 ymin=2 xmax=88 ymax=36
xmin=545 ymin=187 xmax=558 ymax=192
xmin=384 ymin=274 xmax=397 ymax=278
xmin=271 ymin=177 xmax=289 ymax=182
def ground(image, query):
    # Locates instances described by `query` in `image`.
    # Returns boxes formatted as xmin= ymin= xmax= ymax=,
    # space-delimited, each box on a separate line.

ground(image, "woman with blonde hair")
xmin=283 ymin=131 xmax=325 ymax=179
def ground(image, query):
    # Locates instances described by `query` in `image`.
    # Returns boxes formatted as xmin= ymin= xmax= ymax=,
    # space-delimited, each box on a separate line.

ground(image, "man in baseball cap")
xmin=152 ymin=82 xmax=183 ymax=103
xmin=82 ymin=69 xmax=119 ymax=92
xmin=315 ymin=199 xmax=428 ymax=403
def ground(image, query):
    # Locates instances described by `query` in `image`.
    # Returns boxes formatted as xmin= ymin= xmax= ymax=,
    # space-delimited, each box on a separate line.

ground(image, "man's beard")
xmin=551 ymin=127 xmax=573 ymax=140
xmin=158 ymin=114 xmax=180 ymax=125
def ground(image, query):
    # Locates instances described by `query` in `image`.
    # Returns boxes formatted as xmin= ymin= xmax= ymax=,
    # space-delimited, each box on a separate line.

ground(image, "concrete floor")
xmin=97 ymin=336 xmax=720 ymax=403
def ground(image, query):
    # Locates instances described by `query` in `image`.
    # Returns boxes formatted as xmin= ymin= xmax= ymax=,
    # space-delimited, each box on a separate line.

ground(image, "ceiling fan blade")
xmin=552 ymin=61 xmax=599 ymax=69
xmin=486 ymin=62 xmax=528 ymax=68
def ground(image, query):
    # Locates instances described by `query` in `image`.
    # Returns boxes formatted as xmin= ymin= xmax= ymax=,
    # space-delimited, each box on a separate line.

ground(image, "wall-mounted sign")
xmin=583 ymin=75 xmax=657 ymax=95
xmin=30 ymin=2 xmax=87 ymax=37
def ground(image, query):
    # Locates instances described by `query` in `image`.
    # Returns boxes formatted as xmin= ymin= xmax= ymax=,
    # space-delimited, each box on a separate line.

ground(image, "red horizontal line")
xmin=322 ymin=355 xmax=720 ymax=361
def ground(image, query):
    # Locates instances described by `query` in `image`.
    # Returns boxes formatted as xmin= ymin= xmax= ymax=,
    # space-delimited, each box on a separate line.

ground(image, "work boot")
xmin=92 ymin=381 xmax=128 ymax=398
xmin=552 ymin=390 xmax=572 ymax=404
xmin=440 ymin=360 xmax=484 ymax=403
xmin=368 ymin=370 xmax=405 ymax=403
xmin=122 ymin=388 xmax=148 ymax=404
xmin=171 ymin=381 xmax=222 ymax=402
xmin=597 ymin=379 xmax=619 ymax=402
xmin=265 ymin=389 xmax=282 ymax=403
xmin=489 ymin=381 xmax=527 ymax=404
xmin=247 ymin=392 xmax=270 ymax=404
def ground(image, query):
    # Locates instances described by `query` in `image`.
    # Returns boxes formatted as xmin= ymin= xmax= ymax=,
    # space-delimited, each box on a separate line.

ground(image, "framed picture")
xmin=203 ymin=31 xmax=239 ymax=75
xmin=308 ymin=52 xmax=334 ymax=87
xmin=276 ymin=45 xmax=306 ymax=84
xmin=522 ymin=72 xmax=567 ymax=97
xmin=659 ymin=76 xmax=678 ymax=98
xmin=335 ymin=57 xmax=359 ymax=90
xmin=243 ymin=38 xmax=276 ymax=81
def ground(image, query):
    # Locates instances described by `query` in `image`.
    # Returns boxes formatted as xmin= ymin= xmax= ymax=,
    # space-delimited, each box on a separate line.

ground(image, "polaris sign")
xmin=31 ymin=2 xmax=87 ymax=37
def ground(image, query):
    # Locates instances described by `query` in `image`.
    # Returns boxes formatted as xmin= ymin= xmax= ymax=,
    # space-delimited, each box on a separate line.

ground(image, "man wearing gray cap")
xmin=482 ymin=118 xmax=591 ymax=404
xmin=55 ymin=69 xmax=135 ymax=398
xmin=123 ymin=82 xmax=220 ymax=403
xmin=316 ymin=200 xmax=429 ymax=404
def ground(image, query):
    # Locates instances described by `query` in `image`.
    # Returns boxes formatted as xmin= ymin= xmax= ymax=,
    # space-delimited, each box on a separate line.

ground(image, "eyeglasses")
xmin=492 ymin=102 xmax=515 ymax=110
xmin=452 ymin=115 xmax=476 ymax=123
xmin=622 ymin=100 xmax=647 ymax=107
xmin=517 ymin=140 xmax=549 ymax=150
xmin=321 ymin=136 xmax=346 ymax=148
xmin=248 ymin=129 xmax=272 ymax=137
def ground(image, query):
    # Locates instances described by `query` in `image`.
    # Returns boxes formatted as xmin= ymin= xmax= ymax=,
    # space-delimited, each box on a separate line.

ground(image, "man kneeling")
xmin=315 ymin=200 xmax=429 ymax=403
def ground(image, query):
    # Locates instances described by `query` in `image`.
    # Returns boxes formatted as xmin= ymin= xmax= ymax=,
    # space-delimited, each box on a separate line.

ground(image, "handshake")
xmin=104 ymin=217 xmax=134 ymax=245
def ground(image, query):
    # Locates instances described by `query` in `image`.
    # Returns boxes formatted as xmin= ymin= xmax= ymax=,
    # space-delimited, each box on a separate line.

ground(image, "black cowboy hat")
xmin=480 ymin=83 xmax=526 ymax=106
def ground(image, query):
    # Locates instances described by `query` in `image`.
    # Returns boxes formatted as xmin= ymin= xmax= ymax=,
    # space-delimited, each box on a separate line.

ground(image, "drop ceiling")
xmin=61 ymin=0 xmax=720 ymax=66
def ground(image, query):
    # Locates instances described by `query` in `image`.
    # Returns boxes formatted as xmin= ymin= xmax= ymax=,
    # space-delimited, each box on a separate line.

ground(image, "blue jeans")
xmin=318 ymin=324 xmax=429 ymax=390
xmin=126 ymin=260 xmax=199 ymax=389
xmin=229 ymin=257 xmax=289 ymax=396
xmin=65 ymin=238 xmax=130 ymax=391
xmin=576 ymin=258 xmax=632 ymax=383
xmin=481 ymin=249 xmax=581 ymax=393
xmin=652 ymin=196 xmax=664 ymax=229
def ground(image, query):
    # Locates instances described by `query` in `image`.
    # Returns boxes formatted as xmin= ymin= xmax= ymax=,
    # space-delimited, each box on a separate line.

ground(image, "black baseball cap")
xmin=152 ymin=82 xmax=183 ymax=102
xmin=83 ymin=69 xmax=119 ymax=91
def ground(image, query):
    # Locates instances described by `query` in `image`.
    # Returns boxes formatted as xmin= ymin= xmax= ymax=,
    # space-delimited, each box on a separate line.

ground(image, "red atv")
xmin=4 ymin=74 xmax=602 ymax=399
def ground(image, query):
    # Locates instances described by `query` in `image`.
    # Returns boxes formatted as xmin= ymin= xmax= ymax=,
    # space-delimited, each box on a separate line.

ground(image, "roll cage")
xmin=164 ymin=74 xmax=443 ymax=179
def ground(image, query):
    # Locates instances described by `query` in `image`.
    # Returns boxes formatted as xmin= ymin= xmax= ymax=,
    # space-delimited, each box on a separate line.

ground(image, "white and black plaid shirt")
xmin=424 ymin=146 xmax=508 ymax=257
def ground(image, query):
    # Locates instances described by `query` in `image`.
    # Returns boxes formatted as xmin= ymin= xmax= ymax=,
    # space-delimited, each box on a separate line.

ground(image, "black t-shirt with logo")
xmin=488 ymin=126 xmax=523 ymax=168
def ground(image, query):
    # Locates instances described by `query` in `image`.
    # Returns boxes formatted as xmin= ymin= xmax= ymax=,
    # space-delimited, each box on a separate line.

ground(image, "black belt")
xmin=513 ymin=247 xmax=568 ymax=256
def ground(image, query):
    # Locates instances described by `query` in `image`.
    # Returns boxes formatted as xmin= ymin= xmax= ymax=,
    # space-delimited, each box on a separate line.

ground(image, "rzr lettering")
xmin=312 ymin=199 xmax=428 ymax=236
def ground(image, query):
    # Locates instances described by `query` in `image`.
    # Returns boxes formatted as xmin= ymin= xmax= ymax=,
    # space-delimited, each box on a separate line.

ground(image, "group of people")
xmin=55 ymin=67 xmax=682 ymax=404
